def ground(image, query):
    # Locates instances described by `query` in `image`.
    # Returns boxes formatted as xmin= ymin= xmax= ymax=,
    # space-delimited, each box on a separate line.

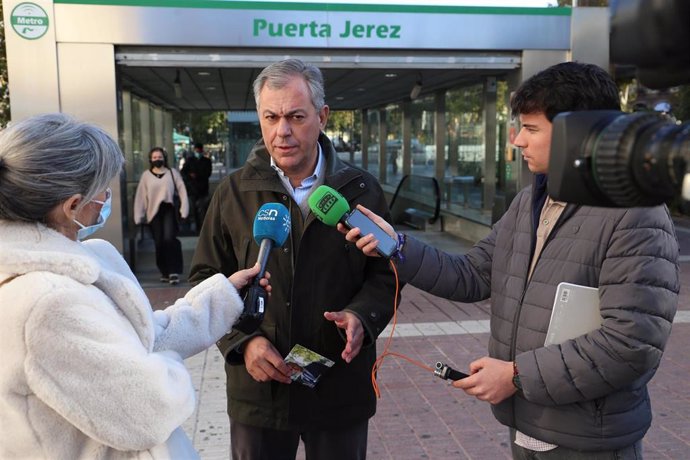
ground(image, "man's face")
xmin=513 ymin=112 xmax=552 ymax=175
xmin=257 ymin=75 xmax=329 ymax=180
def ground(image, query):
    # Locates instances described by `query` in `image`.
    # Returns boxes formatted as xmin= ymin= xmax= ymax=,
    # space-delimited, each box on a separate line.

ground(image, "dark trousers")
xmin=149 ymin=203 xmax=183 ymax=276
xmin=230 ymin=419 xmax=368 ymax=460
xmin=188 ymin=194 xmax=210 ymax=233
xmin=509 ymin=429 xmax=643 ymax=460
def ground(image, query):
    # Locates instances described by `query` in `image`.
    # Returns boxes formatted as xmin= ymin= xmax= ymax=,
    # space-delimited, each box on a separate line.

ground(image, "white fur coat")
xmin=0 ymin=220 xmax=243 ymax=459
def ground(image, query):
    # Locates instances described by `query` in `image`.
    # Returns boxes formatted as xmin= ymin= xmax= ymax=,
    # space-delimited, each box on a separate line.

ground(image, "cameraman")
xmin=341 ymin=62 xmax=679 ymax=458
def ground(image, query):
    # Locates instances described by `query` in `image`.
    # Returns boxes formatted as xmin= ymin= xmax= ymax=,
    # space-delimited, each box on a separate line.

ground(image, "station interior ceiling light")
xmin=117 ymin=47 xmax=520 ymax=112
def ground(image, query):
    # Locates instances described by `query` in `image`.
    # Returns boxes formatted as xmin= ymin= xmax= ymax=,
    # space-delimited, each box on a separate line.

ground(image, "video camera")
xmin=548 ymin=0 xmax=690 ymax=207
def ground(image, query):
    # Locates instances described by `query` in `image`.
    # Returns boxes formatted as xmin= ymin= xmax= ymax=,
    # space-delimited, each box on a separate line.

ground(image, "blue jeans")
xmin=510 ymin=429 xmax=643 ymax=460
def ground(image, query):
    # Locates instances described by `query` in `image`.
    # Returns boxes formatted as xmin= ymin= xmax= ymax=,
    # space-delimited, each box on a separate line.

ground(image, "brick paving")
xmin=140 ymin=226 xmax=690 ymax=459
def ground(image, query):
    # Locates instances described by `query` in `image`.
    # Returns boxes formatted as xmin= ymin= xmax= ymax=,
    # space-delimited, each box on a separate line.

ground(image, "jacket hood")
xmin=0 ymin=220 xmax=101 ymax=285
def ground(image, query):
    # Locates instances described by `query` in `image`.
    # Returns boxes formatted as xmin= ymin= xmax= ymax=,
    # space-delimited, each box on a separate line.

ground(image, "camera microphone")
xmin=307 ymin=185 xmax=398 ymax=258
xmin=234 ymin=202 xmax=291 ymax=334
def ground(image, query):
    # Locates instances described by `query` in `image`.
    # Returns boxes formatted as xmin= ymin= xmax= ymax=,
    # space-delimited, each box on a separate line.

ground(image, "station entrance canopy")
xmin=70 ymin=1 xmax=569 ymax=112
xmin=7 ymin=0 xmax=572 ymax=116
xmin=116 ymin=48 xmax=523 ymax=112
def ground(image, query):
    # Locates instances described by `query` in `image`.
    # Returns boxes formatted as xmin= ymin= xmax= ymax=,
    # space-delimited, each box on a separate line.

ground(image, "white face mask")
xmin=73 ymin=188 xmax=112 ymax=241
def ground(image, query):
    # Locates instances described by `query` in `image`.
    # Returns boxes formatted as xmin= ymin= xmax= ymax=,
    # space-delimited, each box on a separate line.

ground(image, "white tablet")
xmin=545 ymin=282 xmax=601 ymax=346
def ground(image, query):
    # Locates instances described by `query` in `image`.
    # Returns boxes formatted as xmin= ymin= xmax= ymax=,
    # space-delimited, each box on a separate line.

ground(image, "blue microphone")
xmin=253 ymin=202 xmax=291 ymax=278
xmin=235 ymin=203 xmax=291 ymax=335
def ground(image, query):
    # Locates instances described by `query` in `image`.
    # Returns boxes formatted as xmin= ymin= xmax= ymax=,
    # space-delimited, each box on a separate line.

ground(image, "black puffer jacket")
xmin=189 ymin=134 xmax=398 ymax=430
xmin=396 ymin=183 xmax=679 ymax=451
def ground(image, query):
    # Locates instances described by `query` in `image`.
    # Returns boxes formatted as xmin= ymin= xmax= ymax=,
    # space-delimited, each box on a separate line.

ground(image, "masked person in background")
xmin=134 ymin=146 xmax=189 ymax=284
xmin=181 ymin=142 xmax=212 ymax=234
xmin=340 ymin=62 xmax=679 ymax=459
xmin=0 ymin=113 xmax=270 ymax=459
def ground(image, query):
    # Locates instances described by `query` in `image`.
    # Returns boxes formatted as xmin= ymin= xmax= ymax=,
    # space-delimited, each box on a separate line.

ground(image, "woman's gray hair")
xmin=0 ymin=113 xmax=124 ymax=223
xmin=253 ymin=58 xmax=325 ymax=111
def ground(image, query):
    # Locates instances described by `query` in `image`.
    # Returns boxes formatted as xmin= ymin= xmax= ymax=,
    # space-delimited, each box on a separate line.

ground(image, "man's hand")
xmin=323 ymin=311 xmax=364 ymax=363
xmin=336 ymin=204 xmax=396 ymax=258
xmin=243 ymin=336 xmax=292 ymax=384
xmin=452 ymin=357 xmax=517 ymax=405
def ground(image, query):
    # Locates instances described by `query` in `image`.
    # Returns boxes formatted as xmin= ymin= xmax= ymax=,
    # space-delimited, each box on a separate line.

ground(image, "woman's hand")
xmin=228 ymin=263 xmax=271 ymax=293
xmin=336 ymin=204 xmax=396 ymax=258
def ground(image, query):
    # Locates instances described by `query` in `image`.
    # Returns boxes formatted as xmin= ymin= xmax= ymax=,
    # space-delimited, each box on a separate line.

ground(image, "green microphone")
xmin=308 ymin=185 xmax=351 ymax=226
xmin=308 ymin=185 xmax=398 ymax=258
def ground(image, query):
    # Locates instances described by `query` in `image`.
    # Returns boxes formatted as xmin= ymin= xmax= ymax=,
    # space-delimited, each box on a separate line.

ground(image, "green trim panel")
xmin=54 ymin=0 xmax=571 ymax=16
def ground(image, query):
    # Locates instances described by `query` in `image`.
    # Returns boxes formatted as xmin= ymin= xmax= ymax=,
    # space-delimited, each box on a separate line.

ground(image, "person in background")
xmin=181 ymin=142 xmax=212 ymax=233
xmin=0 ymin=113 xmax=271 ymax=459
xmin=134 ymin=147 xmax=188 ymax=285
xmin=340 ymin=62 xmax=679 ymax=459
xmin=189 ymin=58 xmax=398 ymax=460
xmin=178 ymin=149 xmax=188 ymax=171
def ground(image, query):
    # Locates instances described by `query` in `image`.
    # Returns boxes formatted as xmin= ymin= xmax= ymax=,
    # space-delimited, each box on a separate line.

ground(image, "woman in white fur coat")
xmin=0 ymin=114 xmax=269 ymax=459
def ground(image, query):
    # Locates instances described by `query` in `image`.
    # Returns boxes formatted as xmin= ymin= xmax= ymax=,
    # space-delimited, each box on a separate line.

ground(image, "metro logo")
xmin=10 ymin=2 xmax=49 ymax=40
xmin=316 ymin=192 xmax=337 ymax=214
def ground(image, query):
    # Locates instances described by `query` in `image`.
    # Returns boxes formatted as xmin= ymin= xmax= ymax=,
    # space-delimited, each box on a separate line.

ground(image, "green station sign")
xmin=253 ymin=18 xmax=401 ymax=39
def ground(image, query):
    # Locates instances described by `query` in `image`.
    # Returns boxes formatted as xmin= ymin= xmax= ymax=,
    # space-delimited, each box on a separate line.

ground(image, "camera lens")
xmin=590 ymin=113 xmax=690 ymax=207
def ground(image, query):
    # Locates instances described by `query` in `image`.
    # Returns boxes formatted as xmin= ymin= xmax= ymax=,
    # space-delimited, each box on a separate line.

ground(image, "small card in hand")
xmin=284 ymin=344 xmax=334 ymax=388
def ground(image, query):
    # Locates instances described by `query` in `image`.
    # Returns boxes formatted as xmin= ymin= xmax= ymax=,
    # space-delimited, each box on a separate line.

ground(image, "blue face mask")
xmin=73 ymin=188 xmax=112 ymax=241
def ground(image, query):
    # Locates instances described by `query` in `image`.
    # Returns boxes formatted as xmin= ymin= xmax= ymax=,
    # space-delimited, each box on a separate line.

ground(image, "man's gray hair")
xmin=0 ymin=113 xmax=124 ymax=223
xmin=253 ymin=58 xmax=325 ymax=111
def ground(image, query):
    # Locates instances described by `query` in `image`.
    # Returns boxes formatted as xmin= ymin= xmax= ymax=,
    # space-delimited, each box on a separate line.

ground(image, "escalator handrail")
xmin=389 ymin=174 xmax=441 ymax=224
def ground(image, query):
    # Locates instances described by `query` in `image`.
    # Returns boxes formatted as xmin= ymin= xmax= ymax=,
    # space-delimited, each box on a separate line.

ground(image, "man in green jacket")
xmin=189 ymin=58 xmax=398 ymax=460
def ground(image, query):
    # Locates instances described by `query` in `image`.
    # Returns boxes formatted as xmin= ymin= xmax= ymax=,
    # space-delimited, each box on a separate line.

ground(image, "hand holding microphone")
xmin=228 ymin=263 xmax=271 ymax=293
xmin=234 ymin=202 xmax=291 ymax=335
xmin=307 ymin=185 xmax=398 ymax=258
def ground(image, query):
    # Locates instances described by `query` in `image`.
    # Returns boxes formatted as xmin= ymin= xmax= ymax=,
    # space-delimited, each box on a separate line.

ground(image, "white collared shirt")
xmin=270 ymin=143 xmax=325 ymax=218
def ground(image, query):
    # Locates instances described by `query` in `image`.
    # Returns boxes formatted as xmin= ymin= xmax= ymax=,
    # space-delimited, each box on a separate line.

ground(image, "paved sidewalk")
xmin=140 ymin=228 xmax=690 ymax=459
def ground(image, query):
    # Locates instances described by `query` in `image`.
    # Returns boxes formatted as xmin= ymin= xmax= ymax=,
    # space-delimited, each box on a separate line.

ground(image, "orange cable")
xmin=371 ymin=259 xmax=436 ymax=398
